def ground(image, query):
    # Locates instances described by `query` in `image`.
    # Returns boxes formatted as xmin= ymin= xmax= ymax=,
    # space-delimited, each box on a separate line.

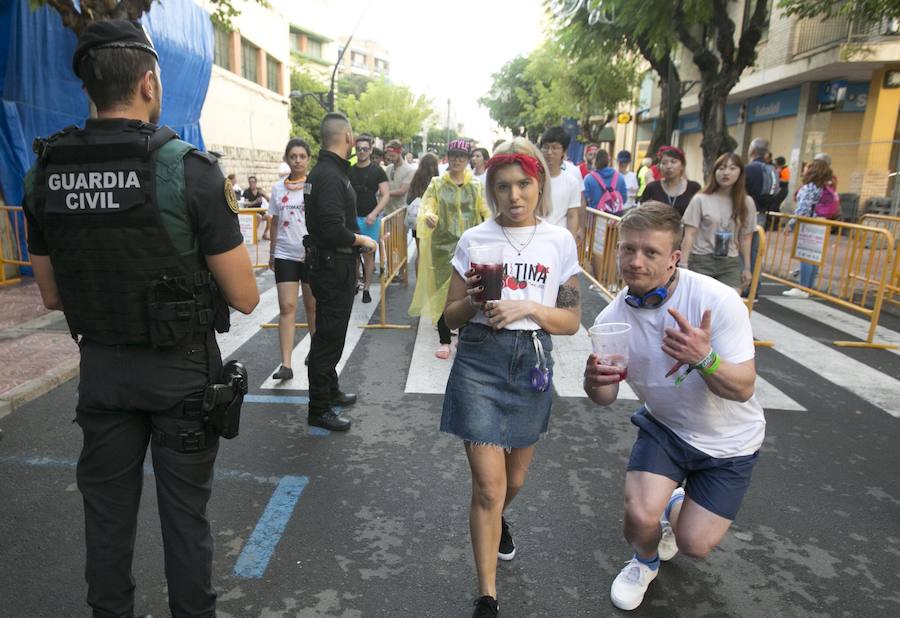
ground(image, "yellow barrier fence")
xmin=237 ymin=208 xmax=268 ymax=269
xmin=580 ymin=207 xmax=622 ymax=302
xmin=761 ymin=212 xmax=896 ymax=349
xmin=0 ymin=206 xmax=30 ymax=286
xmin=859 ymin=213 xmax=900 ymax=307
xmin=360 ymin=207 xmax=411 ymax=330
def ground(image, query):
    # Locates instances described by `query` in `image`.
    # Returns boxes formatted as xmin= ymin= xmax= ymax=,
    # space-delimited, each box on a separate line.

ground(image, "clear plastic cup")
xmin=588 ymin=322 xmax=631 ymax=381
xmin=469 ymin=243 xmax=506 ymax=302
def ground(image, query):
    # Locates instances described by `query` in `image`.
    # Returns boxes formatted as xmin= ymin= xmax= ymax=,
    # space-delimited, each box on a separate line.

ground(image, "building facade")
xmin=625 ymin=3 xmax=899 ymax=207
xmin=337 ymin=38 xmax=391 ymax=80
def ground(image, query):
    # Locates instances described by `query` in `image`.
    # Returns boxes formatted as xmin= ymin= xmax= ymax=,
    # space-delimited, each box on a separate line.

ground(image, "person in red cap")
xmin=384 ymin=139 xmax=414 ymax=216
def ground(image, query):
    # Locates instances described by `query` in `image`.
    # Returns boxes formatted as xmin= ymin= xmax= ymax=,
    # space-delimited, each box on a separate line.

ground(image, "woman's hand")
xmin=424 ymin=212 xmax=438 ymax=229
xmin=268 ymin=255 xmax=275 ymax=271
xmin=463 ymin=268 xmax=484 ymax=310
xmin=365 ymin=213 xmax=377 ymax=226
xmin=484 ymin=299 xmax=534 ymax=330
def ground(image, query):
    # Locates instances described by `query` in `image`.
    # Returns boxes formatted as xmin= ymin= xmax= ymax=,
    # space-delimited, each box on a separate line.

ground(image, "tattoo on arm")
xmin=556 ymin=284 xmax=580 ymax=308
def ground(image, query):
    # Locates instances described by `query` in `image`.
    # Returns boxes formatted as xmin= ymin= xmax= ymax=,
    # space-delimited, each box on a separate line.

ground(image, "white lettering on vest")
xmin=48 ymin=171 xmax=142 ymax=191
xmin=66 ymin=193 xmax=78 ymax=209
xmin=88 ymin=172 xmax=102 ymax=189
xmin=48 ymin=174 xmax=61 ymax=191
xmin=62 ymin=192 xmax=121 ymax=209
xmin=123 ymin=171 xmax=140 ymax=188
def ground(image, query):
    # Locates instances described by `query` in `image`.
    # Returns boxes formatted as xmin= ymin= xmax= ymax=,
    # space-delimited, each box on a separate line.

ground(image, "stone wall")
xmin=210 ymin=144 xmax=284 ymax=193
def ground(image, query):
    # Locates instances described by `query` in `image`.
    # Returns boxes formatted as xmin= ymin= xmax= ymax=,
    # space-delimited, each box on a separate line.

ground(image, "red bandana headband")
xmin=386 ymin=146 xmax=402 ymax=154
xmin=657 ymin=145 xmax=685 ymax=162
xmin=485 ymin=153 xmax=545 ymax=179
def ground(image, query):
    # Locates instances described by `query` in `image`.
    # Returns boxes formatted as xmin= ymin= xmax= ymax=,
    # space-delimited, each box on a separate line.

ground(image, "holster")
xmin=203 ymin=360 xmax=248 ymax=439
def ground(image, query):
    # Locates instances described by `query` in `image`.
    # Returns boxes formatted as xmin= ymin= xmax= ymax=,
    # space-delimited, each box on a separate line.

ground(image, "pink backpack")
xmin=814 ymin=185 xmax=840 ymax=219
xmin=590 ymin=170 xmax=624 ymax=213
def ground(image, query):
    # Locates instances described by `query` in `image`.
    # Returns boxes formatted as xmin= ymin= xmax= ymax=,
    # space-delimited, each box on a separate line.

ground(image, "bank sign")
xmin=747 ymin=87 xmax=801 ymax=123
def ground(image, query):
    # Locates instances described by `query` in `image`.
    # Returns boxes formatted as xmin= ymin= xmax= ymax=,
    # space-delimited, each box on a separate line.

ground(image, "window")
xmin=375 ymin=58 xmax=389 ymax=73
xmin=266 ymin=55 xmax=280 ymax=93
xmin=307 ymin=38 xmax=322 ymax=59
xmin=213 ymin=25 xmax=230 ymax=68
xmin=241 ymin=38 xmax=259 ymax=83
xmin=351 ymin=51 xmax=366 ymax=68
xmin=290 ymin=31 xmax=303 ymax=54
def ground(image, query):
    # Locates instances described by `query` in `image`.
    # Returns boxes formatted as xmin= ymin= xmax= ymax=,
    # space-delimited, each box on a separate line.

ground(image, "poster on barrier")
xmin=794 ymin=222 xmax=827 ymax=264
xmin=592 ymin=217 xmax=608 ymax=257
xmin=239 ymin=213 xmax=256 ymax=245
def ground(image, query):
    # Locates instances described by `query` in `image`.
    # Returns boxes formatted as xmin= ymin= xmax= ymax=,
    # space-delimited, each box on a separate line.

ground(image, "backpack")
xmin=761 ymin=163 xmax=778 ymax=197
xmin=814 ymin=185 xmax=840 ymax=219
xmin=590 ymin=170 xmax=624 ymax=214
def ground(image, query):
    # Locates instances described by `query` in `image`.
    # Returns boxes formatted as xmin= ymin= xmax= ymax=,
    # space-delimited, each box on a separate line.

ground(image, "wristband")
xmin=690 ymin=349 xmax=716 ymax=371
xmin=699 ymin=352 xmax=721 ymax=376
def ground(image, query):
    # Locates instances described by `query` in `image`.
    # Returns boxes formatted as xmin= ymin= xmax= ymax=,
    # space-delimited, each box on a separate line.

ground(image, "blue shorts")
xmin=356 ymin=216 xmax=381 ymax=242
xmin=627 ymin=407 xmax=758 ymax=520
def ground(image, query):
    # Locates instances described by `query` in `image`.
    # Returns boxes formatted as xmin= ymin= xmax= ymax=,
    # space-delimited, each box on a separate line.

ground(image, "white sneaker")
xmin=658 ymin=487 xmax=684 ymax=561
xmin=610 ymin=557 xmax=659 ymax=611
xmin=781 ymin=288 xmax=809 ymax=298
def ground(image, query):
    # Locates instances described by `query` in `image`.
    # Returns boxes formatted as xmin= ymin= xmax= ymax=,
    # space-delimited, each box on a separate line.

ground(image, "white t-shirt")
xmin=594 ymin=269 xmax=765 ymax=458
xmin=547 ymin=171 xmax=583 ymax=229
xmin=621 ymin=170 xmax=639 ymax=208
xmin=451 ymin=218 xmax=582 ymax=331
xmin=268 ymin=179 xmax=308 ymax=262
xmin=472 ymin=170 xmax=487 ymax=197
xmin=562 ymin=161 xmax=582 ymax=185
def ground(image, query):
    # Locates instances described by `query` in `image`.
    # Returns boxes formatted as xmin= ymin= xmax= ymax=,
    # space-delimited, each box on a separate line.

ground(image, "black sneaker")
xmin=472 ymin=596 xmax=499 ymax=617
xmin=272 ymin=365 xmax=293 ymax=380
xmin=498 ymin=517 xmax=516 ymax=561
xmin=308 ymin=409 xmax=351 ymax=431
xmin=362 ymin=290 xmax=372 ymax=303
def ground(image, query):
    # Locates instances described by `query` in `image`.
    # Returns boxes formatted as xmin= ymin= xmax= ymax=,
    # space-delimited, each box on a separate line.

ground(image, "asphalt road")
xmin=1 ymin=271 xmax=899 ymax=617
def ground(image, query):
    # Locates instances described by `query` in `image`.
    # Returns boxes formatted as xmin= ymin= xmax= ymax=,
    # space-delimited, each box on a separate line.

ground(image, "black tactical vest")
xmin=32 ymin=121 xmax=218 ymax=347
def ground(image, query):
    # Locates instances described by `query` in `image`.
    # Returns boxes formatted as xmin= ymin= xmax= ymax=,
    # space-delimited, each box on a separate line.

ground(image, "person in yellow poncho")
xmin=410 ymin=139 xmax=491 ymax=359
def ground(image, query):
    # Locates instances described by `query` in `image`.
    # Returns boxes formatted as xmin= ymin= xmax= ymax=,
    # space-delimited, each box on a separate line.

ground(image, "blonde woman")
xmin=442 ymin=138 xmax=582 ymax=617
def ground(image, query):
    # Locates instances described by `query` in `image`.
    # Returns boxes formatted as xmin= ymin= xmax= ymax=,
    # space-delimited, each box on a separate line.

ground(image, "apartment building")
xmin=629 ymin=3 xmax=899 ymax=206
xmin=337 ymin=38 xmax=391 ymax=80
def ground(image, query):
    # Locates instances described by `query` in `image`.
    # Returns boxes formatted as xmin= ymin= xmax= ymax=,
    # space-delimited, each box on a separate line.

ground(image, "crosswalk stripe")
xmin=404 ymin=315 xmax=451 ymax=394
xmin=751 ymin=311 xmax=900 ymax=417
xmin=258 ymin=284 xmax=382 ymax=390
xmin=550 ymin=326 xmax=638 ymax=399
xmin=767 ymin=297 xmax=900 ymax=355
xmin=217 ymin=282 xmax=280 ymax=360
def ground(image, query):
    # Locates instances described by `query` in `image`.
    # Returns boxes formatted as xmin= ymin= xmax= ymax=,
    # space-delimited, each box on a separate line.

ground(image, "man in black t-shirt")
xmin=242 ymin=175 xmax=271 ymax=240
xmin=348 ymin=134 xmax=390 ymax=303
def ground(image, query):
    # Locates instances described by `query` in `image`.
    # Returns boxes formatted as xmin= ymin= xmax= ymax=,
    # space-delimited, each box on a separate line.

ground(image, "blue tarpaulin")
xmin=0 ymin=0 xmax=213 ymax=269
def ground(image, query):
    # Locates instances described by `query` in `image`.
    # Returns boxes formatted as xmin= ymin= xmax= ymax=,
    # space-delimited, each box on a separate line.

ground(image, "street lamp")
xmin=289 ymin=89 xmax=330 ymax=112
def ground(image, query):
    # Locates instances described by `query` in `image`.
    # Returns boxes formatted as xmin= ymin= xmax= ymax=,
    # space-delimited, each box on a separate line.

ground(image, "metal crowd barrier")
xmin=360 ymin=207 xmax=411 ymax=330
xmin=580 ymin=207 xmax=623 ymax=301
xmin=859 ymin=213 xmax=900 ymax=308
xmin=761 ymin=212 xmax=896 ymax=349
xmin=237 ymin=207 xmax=268 ymax=269
xmin=0 ymin=205 xmax=29 ymax=286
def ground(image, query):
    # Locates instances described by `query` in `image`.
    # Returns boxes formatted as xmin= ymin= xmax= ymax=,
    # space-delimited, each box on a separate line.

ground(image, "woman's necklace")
xmin=663 ymin=177 xmax=686 ymax=207
xmin=501 ymin=220 xmax=538 ymax=256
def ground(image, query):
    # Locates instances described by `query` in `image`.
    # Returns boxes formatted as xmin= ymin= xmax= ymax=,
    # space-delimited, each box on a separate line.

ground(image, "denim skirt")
xmin=440 ymin=323 xmax=554 ymax=449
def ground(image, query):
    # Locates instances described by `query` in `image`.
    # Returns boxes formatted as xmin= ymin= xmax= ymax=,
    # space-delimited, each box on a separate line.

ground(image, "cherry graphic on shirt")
xmin=283 ymin=221 xmax=289 ymax=227
xmin=517 ymin=280 xmax=527 ymax=289
xmin=281 ymin=195 xmax=289 ymax=203
xmin=535 ymin=262 xmax=549 ymax=276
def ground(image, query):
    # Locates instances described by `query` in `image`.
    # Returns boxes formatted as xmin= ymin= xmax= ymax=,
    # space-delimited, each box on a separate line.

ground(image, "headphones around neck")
xmin=625 ymin=270 xmax=678 ymax=309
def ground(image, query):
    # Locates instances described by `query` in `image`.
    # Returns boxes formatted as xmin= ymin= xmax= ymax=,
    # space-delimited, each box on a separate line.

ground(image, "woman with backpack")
xmin=639 ymin=146 xmax=701 ymax=217
xmin=680 ymin=153 xmax=757 ymax=293
xmin=782 ymin=159 xmax=837 ymax=298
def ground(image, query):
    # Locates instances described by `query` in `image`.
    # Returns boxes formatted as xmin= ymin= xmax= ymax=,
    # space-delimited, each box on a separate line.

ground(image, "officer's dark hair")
xmin=79 ymin=47 xmax=158 ymax=112
xmin=356 ymin=133 xmax=373 ymax=146
xmin=320 ymin=112 xmax=351 ymax=148
xmin=284 ymin=138 xmax=311 ymax=160
xmin=539 ymin=126 xmax=570 ymax=151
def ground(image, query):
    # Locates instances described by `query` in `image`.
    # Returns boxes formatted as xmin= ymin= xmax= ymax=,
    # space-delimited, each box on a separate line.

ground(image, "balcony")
xmin=793 ymin=13 xmax=897 ymax=57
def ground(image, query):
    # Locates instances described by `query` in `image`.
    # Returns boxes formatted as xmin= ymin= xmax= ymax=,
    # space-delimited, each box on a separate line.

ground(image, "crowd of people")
xmin=25 ymin=20 xmax=842 ymax=616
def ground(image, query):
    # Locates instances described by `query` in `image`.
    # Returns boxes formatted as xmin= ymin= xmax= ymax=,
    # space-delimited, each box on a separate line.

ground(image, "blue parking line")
xmin=233 ymin=474 xmax=309 ymax=579
xmin=244 ymin=394 xmax=309 ymax=404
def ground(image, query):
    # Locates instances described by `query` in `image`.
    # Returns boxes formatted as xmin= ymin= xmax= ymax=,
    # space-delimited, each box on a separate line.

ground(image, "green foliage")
xmin=337 ymin=79 xmax=433 ymax=144
xmin=479 ymin=56 xmax=539 ymax=138
xmin=337 ymin=74 xmax=373 ymax=100
xmin=289 ymin=69 xmax=328 ymax=156
xmin=778 ymin=0 xmax=900 ymax=20
xmin=426 ymin=127 xmax=459 ymax=153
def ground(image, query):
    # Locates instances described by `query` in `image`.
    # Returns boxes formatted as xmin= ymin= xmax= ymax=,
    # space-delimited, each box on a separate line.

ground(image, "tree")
xmin=426 ymin=127 xmax=459 ymax=154
xmin=479 ymin=56 xmax=542 ymax=140
xmin=550 ymin=0 xmax=683 ymax=156
xmin=338 ymin=79 xmax=433 ymax=144
xmin=778 ymin=0 xmax=900 ymax=20
xmin=337 ymin=74 xmax=373 ymax=100
xmin=289 ymin=69 xmax=328 ymax=156
xmin=32 ymin=0 xmax=267 ymax=33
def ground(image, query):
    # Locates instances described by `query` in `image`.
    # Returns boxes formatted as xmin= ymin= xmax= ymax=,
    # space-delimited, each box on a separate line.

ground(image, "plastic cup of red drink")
xmin=588 ymin=323 xmax=631 ymax=381
xmin=469 ymin=243 xmax=506 ymax=303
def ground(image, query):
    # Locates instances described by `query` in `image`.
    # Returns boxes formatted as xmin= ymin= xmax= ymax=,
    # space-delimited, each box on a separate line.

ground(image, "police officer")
xmin=304 ymin=112 xmax=377 ymax=431
xmin=22 ymin=20 xmax=259 ymax=617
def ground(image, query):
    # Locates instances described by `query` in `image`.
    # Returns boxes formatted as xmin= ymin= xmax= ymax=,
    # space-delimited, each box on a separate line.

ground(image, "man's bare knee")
xmin=675 ymin=531 xmax=716 ymax=559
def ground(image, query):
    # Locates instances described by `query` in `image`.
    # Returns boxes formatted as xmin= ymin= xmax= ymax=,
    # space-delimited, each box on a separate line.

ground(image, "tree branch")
xmin=735 ymin=0 xmax=769 ymax=73
xmin=45 ymin=0 xmax=87 ymax=34
xmin=712 ymin=0 xmax=736 ymax=64
xmin=673 ymin=1 xmax=720 ymax=75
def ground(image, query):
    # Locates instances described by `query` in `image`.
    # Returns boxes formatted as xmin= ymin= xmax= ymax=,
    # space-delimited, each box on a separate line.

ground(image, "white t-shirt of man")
xmin=472 ymin=170 xmax=487 ymax=198
xmin=562 ymin=161 xmax=582 ymax=185
xmin=622 ymin=170 xmax=639 ymax=208
xmin=452 ymin=218 xmax=582 ymax=331
xmin=548 ymin=171 xmax=583 ymax=229
xmin=594 ymin=268 xmax=765 ymax=458
xmin=268 ymin=179 xmax=308 ymax=262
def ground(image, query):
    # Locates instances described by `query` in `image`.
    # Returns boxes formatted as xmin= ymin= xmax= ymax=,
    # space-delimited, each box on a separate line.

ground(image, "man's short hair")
xmin=356 ymin=134 xmax=373 ymax=146
xmin=385 ymin=139 xmax=403 ymax=151
xmin=539 ymin=126 xmax=570 ymax=150
xmin=473 ymin=147 xmax=490 ymax=160
xmin=594 ymin=149 xmax=611 ymax=170
xmin=248 ymin=175 xmax=257 ymax=182
xmin=619 ymin=201 xmax=684 ymax=250
xmin=748 ymin=137 xmax=769 ymax=158
xmin=371 ymin=147 xmax=384 ymax=158
xmin=320 ymin=112 xmax=351 ymax=148
xmin=79 ymin=47 xmax=157 ymax=112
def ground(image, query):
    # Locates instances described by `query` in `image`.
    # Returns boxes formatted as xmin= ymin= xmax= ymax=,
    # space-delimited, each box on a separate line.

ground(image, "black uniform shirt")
xmin=23 ymin=119 xmax=243 ymax=257
xmin=305 ymin=149 xmax=359 ymax=249
xmin=348 ymin=162 xmax=387 ymax=217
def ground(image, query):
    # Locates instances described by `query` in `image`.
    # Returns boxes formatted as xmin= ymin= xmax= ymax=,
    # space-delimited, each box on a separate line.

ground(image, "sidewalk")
xmin=0 ymin=279 xmax=79 ymax=418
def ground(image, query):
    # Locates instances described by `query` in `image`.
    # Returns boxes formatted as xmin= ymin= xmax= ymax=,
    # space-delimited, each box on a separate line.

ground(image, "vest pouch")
xmin=147 ymin=277 xmax=196 ymax=348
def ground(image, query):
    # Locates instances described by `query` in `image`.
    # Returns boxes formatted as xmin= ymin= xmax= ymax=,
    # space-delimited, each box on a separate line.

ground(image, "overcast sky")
xmin=339 ymin=0 xmax=547 ymax=147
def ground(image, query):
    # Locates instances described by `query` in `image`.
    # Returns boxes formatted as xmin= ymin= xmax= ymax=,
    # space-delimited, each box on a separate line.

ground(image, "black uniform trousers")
xmin=307 ymin=253 xmax=357 ymax=412
xmin=75 ymin=338 xmax=220 ymax=618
